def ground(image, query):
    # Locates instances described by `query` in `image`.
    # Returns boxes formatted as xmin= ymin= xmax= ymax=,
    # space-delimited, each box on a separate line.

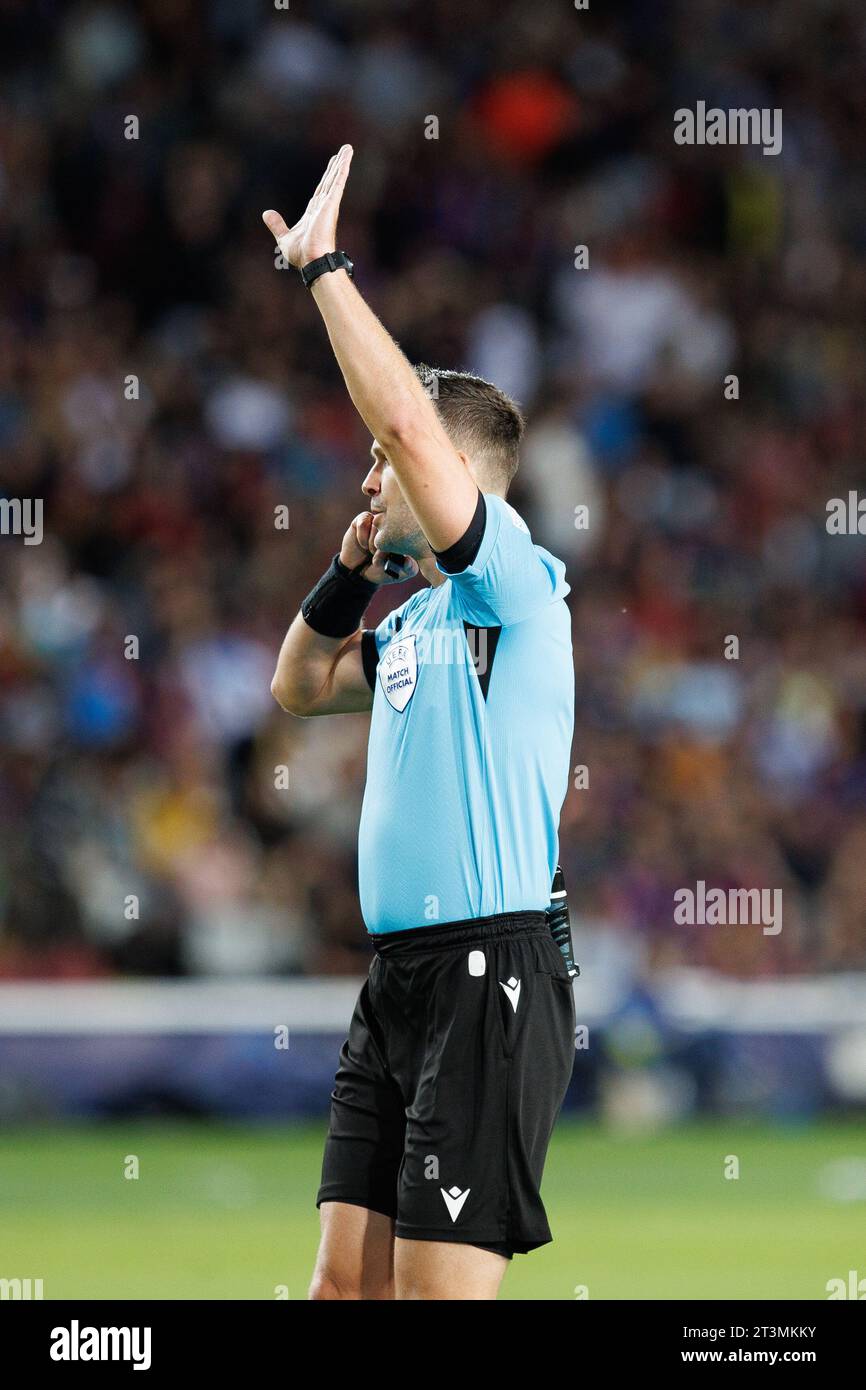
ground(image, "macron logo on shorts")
xmin=441 ymin=1186 xmax=471 ymax=1222
xmin=499 ymin=976 xmax=521 ymax=1012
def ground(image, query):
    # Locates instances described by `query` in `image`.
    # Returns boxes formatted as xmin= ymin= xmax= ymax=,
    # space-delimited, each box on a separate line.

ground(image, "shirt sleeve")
xmin=434 ymin=492 xmax=570 ymax=627
xmin=360 ymin=593 xmax=419 ymax=691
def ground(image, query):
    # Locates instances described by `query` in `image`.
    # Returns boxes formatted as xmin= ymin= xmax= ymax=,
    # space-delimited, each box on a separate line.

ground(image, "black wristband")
xmin=300 ymin=251 xmax=354 ymax=289
xmin=301 ymin=554 xmax=378 ymax=638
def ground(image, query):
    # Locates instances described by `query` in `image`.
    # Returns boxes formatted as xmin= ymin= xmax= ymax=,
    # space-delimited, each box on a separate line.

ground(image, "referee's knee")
xmin=308 ymin=1269 xmax=354 ymax=1300
xmin=308 ymin=1268 xmax=394 ymax=1300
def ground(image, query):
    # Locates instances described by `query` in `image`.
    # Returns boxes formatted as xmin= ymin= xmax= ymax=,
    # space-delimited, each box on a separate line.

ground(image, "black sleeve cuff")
xmin=361 ymin=630 xmax=379 ymax=691
xmin=432 ymin=491 xmax=487 ymax=574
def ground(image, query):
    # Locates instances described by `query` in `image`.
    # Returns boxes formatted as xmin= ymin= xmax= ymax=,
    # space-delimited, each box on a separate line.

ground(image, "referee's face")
xmin=363 ymin=442 xmax=428 ymax=557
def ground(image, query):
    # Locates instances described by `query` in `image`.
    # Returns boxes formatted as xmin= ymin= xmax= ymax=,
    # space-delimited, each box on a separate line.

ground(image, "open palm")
xmin=262 ymin=144 xmax=353 ymax=270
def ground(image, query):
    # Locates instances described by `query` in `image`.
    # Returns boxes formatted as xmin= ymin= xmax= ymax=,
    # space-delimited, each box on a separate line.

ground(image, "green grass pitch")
xmin=1 ymin=1119 xmax=862 ymax=1300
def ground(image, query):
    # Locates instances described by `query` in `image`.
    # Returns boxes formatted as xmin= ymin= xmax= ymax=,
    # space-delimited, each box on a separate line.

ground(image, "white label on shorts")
xmin=467 ymin=950 xmax=486 ymax=977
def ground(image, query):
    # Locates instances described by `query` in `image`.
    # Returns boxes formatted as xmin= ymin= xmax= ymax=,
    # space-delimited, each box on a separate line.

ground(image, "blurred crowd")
xmin=1 ymin=0 xmax=865 ymax=980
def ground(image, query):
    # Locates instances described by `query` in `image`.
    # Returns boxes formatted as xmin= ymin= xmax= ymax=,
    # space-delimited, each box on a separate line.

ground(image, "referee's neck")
xmin=418 ymin=555 xmax=448 ymax=587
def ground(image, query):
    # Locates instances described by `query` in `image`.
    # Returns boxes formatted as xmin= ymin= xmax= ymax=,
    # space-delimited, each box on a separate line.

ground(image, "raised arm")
xmin=263 ymin=146 xmax=479 ymax=554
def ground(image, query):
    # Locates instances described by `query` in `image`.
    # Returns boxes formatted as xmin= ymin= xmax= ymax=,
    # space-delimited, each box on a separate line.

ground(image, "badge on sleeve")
xmin=379 ymin=633 xmax=418 ymax=712
xmin=505 ymin=502 xmax=530 ymax=533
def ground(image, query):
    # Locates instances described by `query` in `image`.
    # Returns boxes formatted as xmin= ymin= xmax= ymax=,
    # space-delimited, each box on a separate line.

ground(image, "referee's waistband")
xmin=369 ymin=909 xmax=547 ymax=957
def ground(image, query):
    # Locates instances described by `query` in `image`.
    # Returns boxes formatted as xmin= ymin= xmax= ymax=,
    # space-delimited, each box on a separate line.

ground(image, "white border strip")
xmin=0 ymin=979 xmax=363 ymax=1034
xmin=0 ymin=972 xmax=864 ymax=1036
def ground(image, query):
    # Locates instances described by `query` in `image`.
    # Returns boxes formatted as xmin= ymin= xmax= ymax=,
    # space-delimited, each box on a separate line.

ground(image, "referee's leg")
xmin=310 ymin=1208 xmax=506 ymax=1299
xmin=310 ymin=965 xmax=404 ymax=1299
xmin=309 ymin=1202 xmax=396 ymax=1300
xmin=394 ymin=1239 xmax=507 ymax=1300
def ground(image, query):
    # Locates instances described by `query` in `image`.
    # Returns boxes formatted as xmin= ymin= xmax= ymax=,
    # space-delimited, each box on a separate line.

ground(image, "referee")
xmin=264 ymin=146 xmax=575 ymax=1301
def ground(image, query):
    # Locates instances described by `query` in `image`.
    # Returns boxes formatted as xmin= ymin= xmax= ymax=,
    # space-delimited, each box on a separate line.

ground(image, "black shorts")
xmin=317 ymin=910 xmax=576 ymax=1258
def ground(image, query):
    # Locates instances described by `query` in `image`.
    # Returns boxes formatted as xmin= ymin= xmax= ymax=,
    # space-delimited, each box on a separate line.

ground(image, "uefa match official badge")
xmin=379 ymin=632 xmax=418 ymax=711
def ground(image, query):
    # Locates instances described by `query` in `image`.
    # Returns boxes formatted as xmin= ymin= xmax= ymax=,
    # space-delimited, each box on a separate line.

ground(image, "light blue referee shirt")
xmin=358 ymin=493 xmax=574 ymax=934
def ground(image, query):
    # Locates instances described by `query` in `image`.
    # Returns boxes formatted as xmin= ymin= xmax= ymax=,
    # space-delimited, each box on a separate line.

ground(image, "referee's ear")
xmin=454 ymin=450 xmax=479 ymax=484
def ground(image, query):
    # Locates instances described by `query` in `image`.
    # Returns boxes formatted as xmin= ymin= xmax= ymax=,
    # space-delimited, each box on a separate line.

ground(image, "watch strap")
xmin=300 ymin=250 xmax=354 ymax=288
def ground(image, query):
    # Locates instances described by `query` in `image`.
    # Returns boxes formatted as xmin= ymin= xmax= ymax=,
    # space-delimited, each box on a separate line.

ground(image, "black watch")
xmin=299 ymin=251 xmax=354 ymax=289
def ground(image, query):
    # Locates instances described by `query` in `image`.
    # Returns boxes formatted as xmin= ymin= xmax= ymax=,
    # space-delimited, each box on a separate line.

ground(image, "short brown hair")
xmin=414 ymin=364 xmax=525 ymax=492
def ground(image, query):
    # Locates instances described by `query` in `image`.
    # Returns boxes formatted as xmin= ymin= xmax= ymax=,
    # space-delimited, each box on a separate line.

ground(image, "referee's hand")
xmin=262 ymin=145 xmax=353 ymax=270
xmin=340 ymin=512 xmax=418 ymax=585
